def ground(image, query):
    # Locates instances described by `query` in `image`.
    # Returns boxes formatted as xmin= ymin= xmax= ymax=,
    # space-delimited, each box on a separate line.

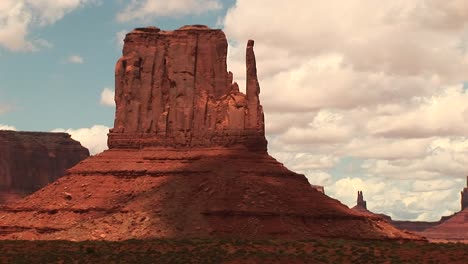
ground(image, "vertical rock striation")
xmin=108 ymin=25 xmax=266 ymax=150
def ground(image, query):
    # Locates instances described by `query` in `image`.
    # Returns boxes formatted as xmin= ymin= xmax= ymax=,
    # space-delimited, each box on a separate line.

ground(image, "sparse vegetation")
xmin=1 ymin=238 xmax=467 ymax=263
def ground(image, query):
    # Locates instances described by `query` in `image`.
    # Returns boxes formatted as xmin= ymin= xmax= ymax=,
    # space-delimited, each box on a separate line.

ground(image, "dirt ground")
xmin=1 ymin=238 xmax=467 ymax=263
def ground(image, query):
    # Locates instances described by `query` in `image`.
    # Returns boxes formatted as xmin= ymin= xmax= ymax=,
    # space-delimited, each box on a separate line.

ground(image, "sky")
xmin=1 ymin=0 xmax=468 ymax=221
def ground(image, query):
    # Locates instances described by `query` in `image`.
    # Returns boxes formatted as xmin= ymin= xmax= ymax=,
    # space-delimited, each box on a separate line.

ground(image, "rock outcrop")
xmin=108 ymin=25 xmax=265 ymax=151
xmin=351 ymin=191 xmax=392 ymax=221
xmin=353 ymin=191 xmax=367 ymax=211
xmin=0 ymin=131 xmax=89 ymax=203
xmin=0 ymin=26 xmax=422 ymax=241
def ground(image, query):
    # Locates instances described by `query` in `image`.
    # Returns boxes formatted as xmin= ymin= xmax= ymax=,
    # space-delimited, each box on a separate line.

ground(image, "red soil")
xmin=0 ymin=147 xmax=421 ymax=241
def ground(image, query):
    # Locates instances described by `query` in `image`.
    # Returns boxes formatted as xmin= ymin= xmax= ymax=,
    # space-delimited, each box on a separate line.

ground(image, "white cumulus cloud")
xmin=117 ymin=0 xmax=222 ymax=22
xmin=100 ymin=87 xmax=115 ymax=107
xmin=67 ymin=55 xmax=84 ymax=64
xmin=115 ymin=30 xmax=127 ymax=50
xmin=0 ymin=0 xmax=94 ymax=51
xmin=0 ymin=124 xmax=16 ymax=130
xmin=327 ymin=177 xmax=463 ymax=221
xmin=222 ymin=0 xmax=468 ymax=221
xmin=52 ymin=125 xmax=109 ymax=155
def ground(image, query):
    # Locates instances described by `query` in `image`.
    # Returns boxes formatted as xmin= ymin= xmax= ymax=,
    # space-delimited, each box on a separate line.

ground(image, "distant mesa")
xmin=0 ymin=25 xmax=422 ymax=241
xmin=0 ymin=131 xmax=89 ymax=204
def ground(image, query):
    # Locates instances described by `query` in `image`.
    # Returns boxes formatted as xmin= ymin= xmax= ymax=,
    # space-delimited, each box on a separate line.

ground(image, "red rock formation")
xmin=351 ymin=191 xmax=391 ymax=221
xmin=0 ymin=26 xmax=422 ymax=241
xmin=419 ymin=209 xmax=468 ymax=242
xmin=355 ymin=191 xmax=367 ymax=210
xmin=0 ymin=131 xmax=89 ymax=204
xmin=108 ymin=25 xmax=266 ymax=151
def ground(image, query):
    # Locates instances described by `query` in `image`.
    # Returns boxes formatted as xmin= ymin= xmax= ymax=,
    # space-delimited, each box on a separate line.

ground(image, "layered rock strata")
xmin=0 ymin=131 xmax=89 ymax=203
xmin=0 ymin=26 xmax=422 ymax=241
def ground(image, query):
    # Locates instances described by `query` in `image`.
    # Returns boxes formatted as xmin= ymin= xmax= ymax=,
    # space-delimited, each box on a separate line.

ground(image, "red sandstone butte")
xmin=0 ymin=26 xmax=422 ymax=241
xmin=0 ymin=131 xmax=89 ymax=204
xmin=109 ymin=25 xmax=265 ymax=150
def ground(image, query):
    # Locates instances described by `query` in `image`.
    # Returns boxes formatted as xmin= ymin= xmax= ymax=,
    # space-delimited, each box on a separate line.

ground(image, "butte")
xmin=0 ymin=25 xmax=420 ymax=241
xmin=0 ymin=131 xmax=89 ymax=204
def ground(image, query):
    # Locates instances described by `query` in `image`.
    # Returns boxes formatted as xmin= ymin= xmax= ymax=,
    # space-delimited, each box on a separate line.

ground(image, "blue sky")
xmin=0 ymin=1 xmax=235 ymax=131
xmin=1 ymin=0 xmax=468 ymax=221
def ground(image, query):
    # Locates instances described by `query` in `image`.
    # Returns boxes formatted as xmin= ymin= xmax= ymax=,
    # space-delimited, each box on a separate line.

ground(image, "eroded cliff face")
xmin=108 ymin=25 xmax=265 ymax=150
xmin=0 ymin=131 xmax=89 ymax=203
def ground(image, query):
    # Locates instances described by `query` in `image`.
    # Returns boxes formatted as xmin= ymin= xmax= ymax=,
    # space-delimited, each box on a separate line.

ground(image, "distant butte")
xmin=0 ymin=131 xmax=89 ymax=204
xmin=0 ymin=25 xmax=422 ymax=241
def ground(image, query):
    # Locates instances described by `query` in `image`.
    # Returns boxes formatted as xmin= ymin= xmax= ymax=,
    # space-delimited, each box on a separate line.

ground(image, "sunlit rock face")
xmin=109 ymin=25 xmax=266 ymax=151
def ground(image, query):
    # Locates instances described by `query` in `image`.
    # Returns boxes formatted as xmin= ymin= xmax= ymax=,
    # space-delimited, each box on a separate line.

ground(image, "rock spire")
xmin=357 ymin=190 xmax=367 ymax=210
